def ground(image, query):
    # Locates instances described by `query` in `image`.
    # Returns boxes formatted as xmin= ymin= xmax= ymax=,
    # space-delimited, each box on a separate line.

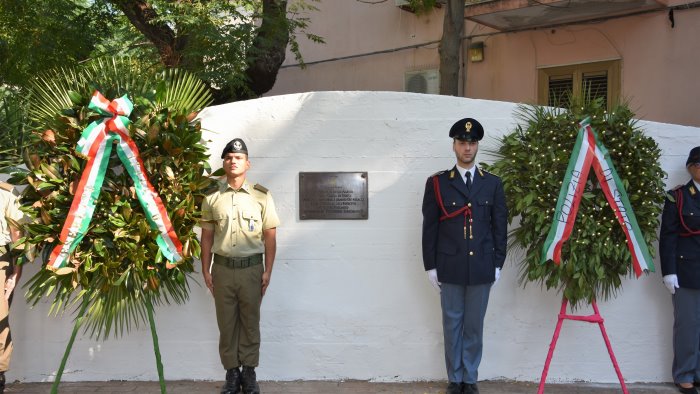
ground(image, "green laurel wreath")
xmin=11 ymin=58 xmax=219 ymax=339
xmin=482 ymin=97 xmax=666 ymax=306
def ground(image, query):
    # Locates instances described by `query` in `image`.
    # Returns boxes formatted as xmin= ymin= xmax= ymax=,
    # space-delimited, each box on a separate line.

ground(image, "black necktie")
xmin=466 ymin=172 xmax=472 ymax=190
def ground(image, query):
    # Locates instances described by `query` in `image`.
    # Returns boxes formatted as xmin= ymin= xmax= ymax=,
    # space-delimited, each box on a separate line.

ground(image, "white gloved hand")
xmin=663 ymin=274 xmax=679 ymax=295
xmin=427 ymin=269 xmax=441 ymax=292
xmin=494 ymin=267 xmax=501 ymax=285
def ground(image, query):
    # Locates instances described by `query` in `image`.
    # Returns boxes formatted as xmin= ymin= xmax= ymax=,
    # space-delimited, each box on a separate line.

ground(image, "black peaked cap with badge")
xmin=449 ymin=118 xmax=484 ymax=141
xmin=221 ymin=138 xmax=248 ymax=158
xmin=686 ymin=146 xmax=700 ymax=166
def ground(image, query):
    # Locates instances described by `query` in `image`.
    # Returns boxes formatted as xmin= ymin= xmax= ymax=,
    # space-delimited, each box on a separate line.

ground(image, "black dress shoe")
xmin=676 ymin=383 xmax=698 ymax=394
xmin=462 ymin=383 xmax=479 ymax=394
xmin=446 ymin=382 xmax=462 ymax=394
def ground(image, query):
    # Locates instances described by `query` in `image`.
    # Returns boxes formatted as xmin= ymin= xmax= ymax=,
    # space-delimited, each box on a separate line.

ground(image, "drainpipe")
xmin=461 ymin=22 xmax=469 ymax=97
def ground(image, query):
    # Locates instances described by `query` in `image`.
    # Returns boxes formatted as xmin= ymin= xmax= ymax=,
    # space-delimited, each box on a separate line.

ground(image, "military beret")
xmin=687 ymin=146 xmax=700 ymax=166
xmin=221 ymin=138 xmax=248 ymax=158
xmin=449 ymin=118 xmax=484 ymax=141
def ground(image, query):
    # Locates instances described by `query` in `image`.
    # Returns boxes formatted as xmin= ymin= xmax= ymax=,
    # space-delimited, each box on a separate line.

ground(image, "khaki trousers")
xmin=0 ymin=260 xmax=13 ymax=372
xmin=212 ymin=262 xmax=263 ymax=370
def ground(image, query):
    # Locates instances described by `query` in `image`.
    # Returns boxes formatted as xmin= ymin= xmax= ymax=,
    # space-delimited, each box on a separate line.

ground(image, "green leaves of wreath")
xmin=14 ymin=58 xmax=218 ymax=339
xmin=482 ymin=97 xmax=666 ymax=306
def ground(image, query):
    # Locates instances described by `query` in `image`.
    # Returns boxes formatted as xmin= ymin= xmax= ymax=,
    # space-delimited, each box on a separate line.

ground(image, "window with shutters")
xmin=538 ymin=60 xmax=620 ymax=109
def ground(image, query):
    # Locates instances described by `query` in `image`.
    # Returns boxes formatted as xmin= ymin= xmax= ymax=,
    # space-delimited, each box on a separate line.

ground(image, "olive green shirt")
xmin=0 ymin=187 xmax=22 ymax=247
xmin=201 ymin=180 xmax=280 ymax=258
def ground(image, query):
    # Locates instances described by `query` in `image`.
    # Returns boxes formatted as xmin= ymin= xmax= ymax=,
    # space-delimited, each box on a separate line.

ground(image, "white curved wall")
xmin=10 ymin=91 xmax=700 ymax=383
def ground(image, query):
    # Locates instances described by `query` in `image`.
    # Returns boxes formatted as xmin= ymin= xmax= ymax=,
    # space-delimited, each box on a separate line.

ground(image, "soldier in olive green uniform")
xmin=0 ymin=182 xmax=23 ymax=394
xmin=201 ymin=139 xmax=279 ymax=394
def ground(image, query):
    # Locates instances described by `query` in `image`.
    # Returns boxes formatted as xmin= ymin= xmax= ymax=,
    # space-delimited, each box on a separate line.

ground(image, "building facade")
xmin=269 ymin=0 xmax=700 ymax=127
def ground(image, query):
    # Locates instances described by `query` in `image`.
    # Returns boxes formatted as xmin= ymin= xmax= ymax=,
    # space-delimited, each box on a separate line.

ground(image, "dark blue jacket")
xmin=660 ymin=180 xmax=700 ymax=289
xmin=422 ymin=166 xmax=508 ymax=286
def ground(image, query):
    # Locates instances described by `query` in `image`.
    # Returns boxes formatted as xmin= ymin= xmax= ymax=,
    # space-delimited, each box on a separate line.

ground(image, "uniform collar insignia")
xmin=449 ymin=170 xmax=455 ymax=179
xmin=691 ymin=185 xmax=696 ymax=196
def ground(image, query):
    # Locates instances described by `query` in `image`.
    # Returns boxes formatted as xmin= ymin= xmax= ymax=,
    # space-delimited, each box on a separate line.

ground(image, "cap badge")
xmin=233 ymin=140 xmax=243 ymax=150
xmin=465 ymin=121 xmax=472 ymax=133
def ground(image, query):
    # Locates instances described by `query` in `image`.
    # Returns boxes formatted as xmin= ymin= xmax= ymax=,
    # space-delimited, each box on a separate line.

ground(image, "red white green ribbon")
xmin=48 ymin=91 xmax=183 ymax=269
xmin=541 ymin=117 xmax=654 ymax=277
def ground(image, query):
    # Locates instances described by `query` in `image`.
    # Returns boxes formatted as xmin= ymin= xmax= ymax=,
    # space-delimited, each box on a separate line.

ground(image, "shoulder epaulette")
xmin=0 ymin=182 xmax=14 ymax=192
xmin=253 ymin=183 xmax=269 ymax=194
xmin=430 ymin=170 xmax=447 ymax=178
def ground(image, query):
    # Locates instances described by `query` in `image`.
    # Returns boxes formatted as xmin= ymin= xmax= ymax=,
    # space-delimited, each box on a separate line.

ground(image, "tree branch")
xmin=108 ymin=0 xmax=187 ymax=67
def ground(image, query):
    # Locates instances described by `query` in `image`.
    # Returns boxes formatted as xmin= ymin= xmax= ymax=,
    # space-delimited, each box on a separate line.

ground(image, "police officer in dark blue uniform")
xmin=422 ymin=118 xmax=507 ymax=394
xmin=660 ymin=146 xmax=700 ymax=394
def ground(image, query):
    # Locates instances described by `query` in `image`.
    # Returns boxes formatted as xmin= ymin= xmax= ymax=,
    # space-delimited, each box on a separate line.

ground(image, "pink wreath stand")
xmin=538 ymin=297 xmax=629 ymax=394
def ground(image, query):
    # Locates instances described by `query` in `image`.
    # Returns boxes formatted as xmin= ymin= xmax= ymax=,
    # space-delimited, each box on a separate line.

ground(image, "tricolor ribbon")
xmin=48 ymin=91 xmax=183 ymax=269
xmin=541 ymin=117 xmax=654 ymax=277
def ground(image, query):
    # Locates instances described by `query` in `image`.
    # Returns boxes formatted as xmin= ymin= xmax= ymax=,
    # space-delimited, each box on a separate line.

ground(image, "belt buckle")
xmin=238 ymin=257 xmax=250 ymax=268
xmin=230 ymin=257 xmax=239 ymax=268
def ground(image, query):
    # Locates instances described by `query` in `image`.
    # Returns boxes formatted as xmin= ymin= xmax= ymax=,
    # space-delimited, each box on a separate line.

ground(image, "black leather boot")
xmin=241 ymin=366 xmax=260 ymax=394
xmin=220 ymin=367 xmax=241 ymax=394
xmin=0 ymin=371 xmax=6 ymax=394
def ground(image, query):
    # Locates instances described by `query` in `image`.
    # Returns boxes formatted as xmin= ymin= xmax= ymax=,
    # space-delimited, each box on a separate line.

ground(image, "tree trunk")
xmin=109 ymin=0 xmax=187 ymax=68
xmin=439 ymin=0 xmax=465 ymax=96
xmin=234 ymin=0 xmax=290 ymax=101
xmin=110 ymin=0 xmax=291 ymax=104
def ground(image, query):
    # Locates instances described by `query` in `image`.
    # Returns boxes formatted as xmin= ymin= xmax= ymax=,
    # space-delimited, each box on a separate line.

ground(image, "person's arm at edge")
xmin=261 ymin=228 xmax=276 ymax=297
xmin=201 ymin=227 xmax=215 ymax=294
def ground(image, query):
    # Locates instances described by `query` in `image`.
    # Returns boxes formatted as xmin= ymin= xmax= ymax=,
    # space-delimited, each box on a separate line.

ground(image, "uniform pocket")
xmin=677 ymin=251 xmax=700 ymax=288
xmin=437 ymin=242 xmax=458 ymax=255
xmin=240 ymin=209 xmax=262 ymax=233
xmin=476 ymin=197 xmax=492 ymax=221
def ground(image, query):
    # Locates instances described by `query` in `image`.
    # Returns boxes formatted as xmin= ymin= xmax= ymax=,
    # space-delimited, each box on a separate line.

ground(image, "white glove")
xmin=663 ymin=274 xmax=679 ymax=295
xmin=494 ymin=267 xmax=501 ymax=285
xmin=427 ymin=269 xmax=441 ymax=292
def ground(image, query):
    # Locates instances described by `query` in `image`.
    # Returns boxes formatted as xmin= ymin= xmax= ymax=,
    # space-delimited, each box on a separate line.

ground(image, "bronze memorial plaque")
xmin=299 ymin=172 xmax=368 ymax=220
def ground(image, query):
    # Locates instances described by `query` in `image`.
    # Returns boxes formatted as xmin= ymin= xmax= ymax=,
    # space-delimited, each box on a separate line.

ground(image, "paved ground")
xmin=3 ymin=380 xmax=682 ymax=393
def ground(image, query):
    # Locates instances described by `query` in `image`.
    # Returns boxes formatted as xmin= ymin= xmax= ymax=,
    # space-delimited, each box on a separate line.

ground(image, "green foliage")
xmin=0 ymin=91 xmax=30 ymax=173
xmin=0 ymin=0 xmax=323 ymax=102
xmin=405 ymin=0 xmax=440 ymax=15
xmin=15 ymin=57 xmax=215 ymax=339
xmin=482 ymin=97 xmax=666 ymax=306
xmin=0 ymin=0 xmax=113 ymax=87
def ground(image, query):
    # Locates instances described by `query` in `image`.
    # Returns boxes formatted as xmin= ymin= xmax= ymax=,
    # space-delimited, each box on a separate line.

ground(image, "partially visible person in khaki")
xmin=200 ymin=138 xmax=279 ymax=394
xmin=0 ymin=182 xmax=23 ymax=394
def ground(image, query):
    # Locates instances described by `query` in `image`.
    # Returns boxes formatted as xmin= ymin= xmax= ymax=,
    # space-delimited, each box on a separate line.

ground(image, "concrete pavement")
xmin=3 ymin=380 xmax=682 ymax=393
